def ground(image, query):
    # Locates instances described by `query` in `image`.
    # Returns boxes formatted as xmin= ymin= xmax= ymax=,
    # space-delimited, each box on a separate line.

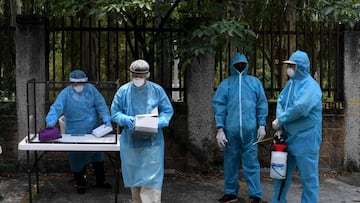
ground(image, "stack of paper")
xmin=134 ymin=114 xmax=158 ymax=136
xmin=92 ymin=124 xmax=113 ymax=137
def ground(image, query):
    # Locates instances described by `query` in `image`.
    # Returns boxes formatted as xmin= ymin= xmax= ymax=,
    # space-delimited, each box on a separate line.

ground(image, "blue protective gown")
xmin=271 ymin=50 xmax=322 ymax=203
xmin=212 ymin=53 xmax=268 ymax=198
xmin=46 ymin=84 xmax=111 ymax=172
xmin=111 ymin=81 xmax=174 ymax=190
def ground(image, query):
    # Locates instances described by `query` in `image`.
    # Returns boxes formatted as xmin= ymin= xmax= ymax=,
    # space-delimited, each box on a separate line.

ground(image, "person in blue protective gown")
xmin=111 ymin=59 xmax=174 ymax=203
xmin=271 ymin=50 xmax=322 ymax=203
xmin=212 ymin=52 xmax=268 ymax=203
xmin=45 ymin=70 xmax=112 ymax=194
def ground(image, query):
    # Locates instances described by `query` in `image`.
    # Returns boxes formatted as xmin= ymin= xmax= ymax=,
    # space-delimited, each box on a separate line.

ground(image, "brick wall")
xmin=164 ymin=103 xmax=189 ymax=170
xmin=320 ymin=114 xmax=345 ymax=169
xmin=257 ymin=103 xmax=346 ymax=170
xmin=258 ymin=103 xmax=346 ymax=170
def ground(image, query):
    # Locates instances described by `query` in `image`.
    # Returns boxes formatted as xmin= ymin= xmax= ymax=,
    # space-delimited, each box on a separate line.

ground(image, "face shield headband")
xmin=70 ymin=77 xmax=88 ymax=82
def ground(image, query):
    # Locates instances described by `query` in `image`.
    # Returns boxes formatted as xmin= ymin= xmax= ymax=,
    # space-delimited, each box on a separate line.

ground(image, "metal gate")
xmin=0 ymin=15 xmax=345 ymax=112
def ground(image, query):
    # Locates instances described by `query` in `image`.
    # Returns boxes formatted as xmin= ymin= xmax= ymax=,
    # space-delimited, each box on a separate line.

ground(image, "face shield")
xmin=129 ymin=60 xmax=150 ymax=87
xmin=282 ymin=60 xmax=297 ymax=78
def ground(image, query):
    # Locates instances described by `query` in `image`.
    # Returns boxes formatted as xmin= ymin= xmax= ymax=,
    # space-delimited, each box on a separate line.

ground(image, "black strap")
xmin=278 ymin=179 xmax=286 ymax=200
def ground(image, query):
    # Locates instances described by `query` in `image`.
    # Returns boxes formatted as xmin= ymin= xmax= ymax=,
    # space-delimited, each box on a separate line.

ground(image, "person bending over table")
xmin=45 ymin=70 xmax=112 ymax=194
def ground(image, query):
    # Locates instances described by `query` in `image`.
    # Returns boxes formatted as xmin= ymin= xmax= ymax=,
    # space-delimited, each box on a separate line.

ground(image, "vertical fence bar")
xmin=319 ymin=24 xmax=324 ymax=89
xmin=0 ymin=19 xmax=2 ymax=91
xmin=327 ymin=22 xmax=331 ymax=98
xmin=80 ymin=18 xmax=83 ymax=69
xmin=115 ymin=22 xmax=119 ymax=78
xmin=295 ymin=21 xmax=299 ymax=50
xmin=89 ymin=16 xmax=93 ymax=78
xmin=311 ymin=22 xmax=315 ymax=75
xmin=61 ymin=17 xmax=65 ymax=81
xmin=101 ymin=19 xmax=104 ymax=81
xmin=70 ymin=17 xmax=74 ymax=73
xmin=51 ymin=18 xmax=56 ymax=84
xmin=335 ymin=23 xmax=344 ymax=102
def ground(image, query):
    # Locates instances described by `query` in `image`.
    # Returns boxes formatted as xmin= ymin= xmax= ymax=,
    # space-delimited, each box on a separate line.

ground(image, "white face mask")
xmin=73 ymin=85 xmax=84 ymax=93
xmin=132 ymin=78 xmax=145 ymax=87
xmin=287 ymin=68 xmax=295 ymax=78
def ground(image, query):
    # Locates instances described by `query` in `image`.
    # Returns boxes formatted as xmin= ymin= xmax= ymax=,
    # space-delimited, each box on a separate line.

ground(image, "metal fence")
xmin=46 ymin=16 xmax=185 ymax=103
xmin=214 ymin=21 xmax=344 ymax=109
xmin=0 ymin=15 xmax=345 ymax=112
xmin=0 ymin=16 xmax=15 ymax=102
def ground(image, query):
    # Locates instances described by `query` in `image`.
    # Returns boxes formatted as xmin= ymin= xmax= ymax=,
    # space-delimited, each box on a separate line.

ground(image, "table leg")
xmin=26 ymin=151 xmax=32 ymax=203
xmin=115 ymin=152 xmax=120 ymax=202
xmin=110 ymin=152 xmax=120 ymax=203
xmin=35 ymin=151 xmax=39 ymax=194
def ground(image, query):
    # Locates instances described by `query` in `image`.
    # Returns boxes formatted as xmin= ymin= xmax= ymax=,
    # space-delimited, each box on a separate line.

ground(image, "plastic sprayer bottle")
xmin=270 ymin=134 xmax=288 ymax=179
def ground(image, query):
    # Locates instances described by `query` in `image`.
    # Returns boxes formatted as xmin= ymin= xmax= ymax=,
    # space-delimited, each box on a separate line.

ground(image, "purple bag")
xmin=38 ymin=127 xmax=62 ymax=141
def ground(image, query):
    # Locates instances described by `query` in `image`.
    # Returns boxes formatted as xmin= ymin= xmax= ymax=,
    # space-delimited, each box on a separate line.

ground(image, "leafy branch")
xmin=177 ymin=19 xmax=256 ymax=71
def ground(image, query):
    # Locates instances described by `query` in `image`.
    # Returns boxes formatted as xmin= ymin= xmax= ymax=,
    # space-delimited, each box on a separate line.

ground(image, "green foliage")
xmin=317 ymin=0 xmax=360 ymax=28
xmin=34 ymin=0 xmax=360 ymax=72
xmin=177 ymin=19 xmax=256 ymax=71
xmin=5 ymin=0 xmax=357 ymax=103
xmin=45 ymin=0 xmax=258 ymax=72
xmin=50 ymin=0 xmax=158 ymax=22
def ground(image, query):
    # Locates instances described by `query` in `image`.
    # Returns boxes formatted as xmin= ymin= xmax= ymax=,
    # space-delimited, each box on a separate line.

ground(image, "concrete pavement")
xmin=0 ymin=170 xmax=359 ymax=203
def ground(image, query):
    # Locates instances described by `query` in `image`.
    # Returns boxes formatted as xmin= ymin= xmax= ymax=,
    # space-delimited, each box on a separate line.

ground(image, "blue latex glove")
xmin=46 ymin=120 xmax=56 ymax=128
xmin=158 ymin=117 xmax=167 ymax=129
xmin=124 ymin=116 xmax=134 ymax=129
xmin=105 ymin=121 xmax=112 ymax=127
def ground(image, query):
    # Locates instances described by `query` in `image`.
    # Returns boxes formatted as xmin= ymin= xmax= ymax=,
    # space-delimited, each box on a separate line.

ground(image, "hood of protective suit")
xmin=230 ymin=52 xmax=249 ymax=76
xmin=287 ymin=50 xmax=310 ymax=79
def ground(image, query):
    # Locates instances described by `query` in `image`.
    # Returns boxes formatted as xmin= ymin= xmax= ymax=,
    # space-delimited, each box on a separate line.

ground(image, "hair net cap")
xmin=130 ymin=59 xmax=150 ymax=74
xmin=70 ymin=70 xmax=88 ymax=82
xmin=282 ymin=60 xmax=296 ymax=65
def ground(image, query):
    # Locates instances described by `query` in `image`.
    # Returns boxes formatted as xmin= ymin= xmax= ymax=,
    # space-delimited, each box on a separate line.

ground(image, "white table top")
xmin=18 ymin=134 xmax=120 ymax=151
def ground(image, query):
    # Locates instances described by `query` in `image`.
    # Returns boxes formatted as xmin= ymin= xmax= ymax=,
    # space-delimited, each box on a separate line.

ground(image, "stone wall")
xmin=319 ymin=113 xmax=346 ymax=170
xmin=15 ymin=15 xmax=47 ymax=166
xmin=164 ymin=103 xmax=188 ymax=170
xmin=257 ymin=103 xmax=346 ymax=170
xmin=343 ymin=26 xmax=360 ymax=170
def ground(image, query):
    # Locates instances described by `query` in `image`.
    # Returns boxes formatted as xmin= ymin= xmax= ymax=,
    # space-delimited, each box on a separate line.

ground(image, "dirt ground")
xmin=0 ymin=170 xmax=359 ymax=203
